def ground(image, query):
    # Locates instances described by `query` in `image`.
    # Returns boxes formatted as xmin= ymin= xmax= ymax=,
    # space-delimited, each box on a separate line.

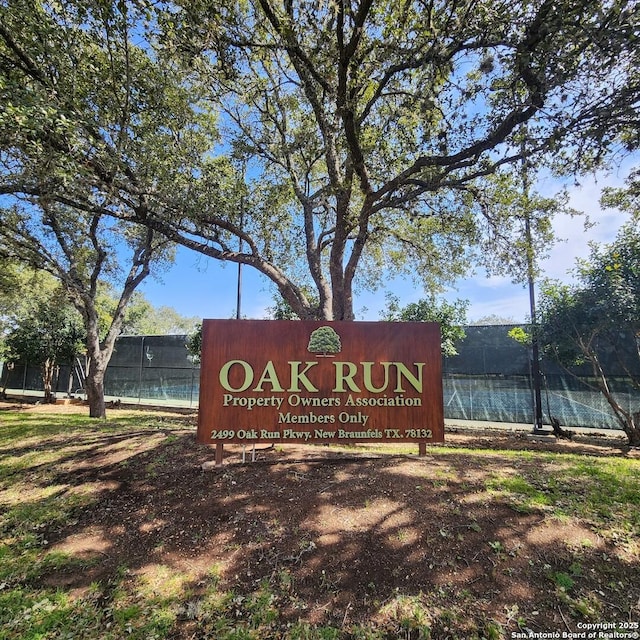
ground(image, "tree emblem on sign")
xmin=307 ymin=326 xmax=342 ymax=357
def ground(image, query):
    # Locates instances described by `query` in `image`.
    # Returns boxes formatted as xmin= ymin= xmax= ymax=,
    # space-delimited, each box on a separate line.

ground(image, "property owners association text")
xmin=222 ymin=394 xmax=423 ymax=411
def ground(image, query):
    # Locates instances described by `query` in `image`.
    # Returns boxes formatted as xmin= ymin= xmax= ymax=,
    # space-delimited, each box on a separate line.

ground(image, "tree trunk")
xmin=84 ymin=328 xmax=108 ymax=418
xmin=85 ymin=358 xmax=107 ymax=418
xmin=627 ymin=429 xmax=640 ymax=448
xmin=42 ymin=359 xmax=56 ymax=404
xmin=588 ymin=353 xmax=640 ymax=447
xmin=627 ymin=412 xmax=640 ymax=448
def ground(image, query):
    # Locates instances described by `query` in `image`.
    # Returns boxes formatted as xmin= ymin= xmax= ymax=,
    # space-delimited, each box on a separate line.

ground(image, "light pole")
xmin=525 ymin=212 xmax=545 ymax=432
xmin=521 ymin=136 xmax=544 ymax=432
xmin=236 ymin=163 xmax=246 ymax=321
xmin=236 ymin=251 xmax=242 ymax=320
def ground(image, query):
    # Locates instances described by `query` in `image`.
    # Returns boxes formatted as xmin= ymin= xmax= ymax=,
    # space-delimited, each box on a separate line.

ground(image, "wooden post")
xmin=215 ymin=443 xmax=224 ymax=467
xmin=418 ymin=442 xmax=427 ymax=456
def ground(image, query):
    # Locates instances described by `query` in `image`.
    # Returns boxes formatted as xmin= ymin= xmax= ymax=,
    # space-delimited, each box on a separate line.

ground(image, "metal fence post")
xmin=138 ymin=336 xmax=145 ymax=405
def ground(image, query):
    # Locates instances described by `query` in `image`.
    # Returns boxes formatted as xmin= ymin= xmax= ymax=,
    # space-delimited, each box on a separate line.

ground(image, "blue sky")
xmin=138 ymin=161 xmax=636 ymax=325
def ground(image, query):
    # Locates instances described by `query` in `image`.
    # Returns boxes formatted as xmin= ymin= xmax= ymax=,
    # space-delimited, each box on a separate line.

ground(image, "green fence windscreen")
xmin=2 ymin=327 xmax=638 ymax=429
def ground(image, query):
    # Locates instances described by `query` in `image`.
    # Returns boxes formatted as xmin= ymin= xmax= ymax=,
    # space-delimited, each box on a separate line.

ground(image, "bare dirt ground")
xmin=3 ymin=400 xmax=639 ymax=638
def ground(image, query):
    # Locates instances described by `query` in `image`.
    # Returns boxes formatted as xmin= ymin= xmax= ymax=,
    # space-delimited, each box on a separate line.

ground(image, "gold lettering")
xmin=253 ymin=360 xmax=285 ymax=392
xmin=394 ymin=363 xmax=424 ymax=393
xmin=333 ymin=361 xmax=360 ymax=392
xmin=289 ymin=361 xmax=319 ymax=392
xmin=219 ymin=360 xmax=253 ymax=392
xmin=219 ymin=359 xmax=426 ymax=395
xmin=362 ymin=361 xmax=391 ymax=393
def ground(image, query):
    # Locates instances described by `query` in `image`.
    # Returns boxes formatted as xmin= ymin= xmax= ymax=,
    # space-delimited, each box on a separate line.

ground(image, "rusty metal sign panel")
xmin=197 ymin=320 xmax=444 ymax=446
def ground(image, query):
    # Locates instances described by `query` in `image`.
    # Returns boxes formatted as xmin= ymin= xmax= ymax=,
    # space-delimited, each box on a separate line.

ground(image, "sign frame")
xmin=197 ymin=319 xmax=444 ymax=464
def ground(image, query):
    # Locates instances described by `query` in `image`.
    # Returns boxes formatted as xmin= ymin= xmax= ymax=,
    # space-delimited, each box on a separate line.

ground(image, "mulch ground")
xmin=3 ymin=401 xmax=639 ymax=637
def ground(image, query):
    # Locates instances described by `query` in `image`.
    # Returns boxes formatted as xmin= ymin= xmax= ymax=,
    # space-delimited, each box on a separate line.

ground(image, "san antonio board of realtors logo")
xmin=307 ymin=326 xmax=342 ymax=357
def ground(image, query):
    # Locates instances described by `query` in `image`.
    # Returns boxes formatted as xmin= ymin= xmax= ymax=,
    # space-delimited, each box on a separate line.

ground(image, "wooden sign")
xmin=197 ymin=320 xmax=444 ymax=452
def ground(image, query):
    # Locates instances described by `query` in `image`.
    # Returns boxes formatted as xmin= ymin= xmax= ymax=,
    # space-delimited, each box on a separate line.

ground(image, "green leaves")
xmin=381 ymin=293 xmax=468 ymax=357
xmin=4 ymin=285 xmax=85 ymax=399
xmin=1 ymin=0 xmax=639 ymax=322
xmin=535 ymin=222 xmax=640 ymax=442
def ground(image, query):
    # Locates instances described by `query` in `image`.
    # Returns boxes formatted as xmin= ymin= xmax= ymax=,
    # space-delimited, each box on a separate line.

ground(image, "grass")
xmin=484 ymin=453 xmax=640 ymax=544
xmin=0 ymin=408 xmax=639 ymax=639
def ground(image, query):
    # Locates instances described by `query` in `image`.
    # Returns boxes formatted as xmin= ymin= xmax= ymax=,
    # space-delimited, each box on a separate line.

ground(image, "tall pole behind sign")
xmin=236 ymin=167 xmax=245 ymax=321
xmin=525 ymin=213 xmax=544 ymax=432
xmin=521 ymin=134 xmax=544 ymax=432
xmin=236 ymin=258 xmax=242 ymax=320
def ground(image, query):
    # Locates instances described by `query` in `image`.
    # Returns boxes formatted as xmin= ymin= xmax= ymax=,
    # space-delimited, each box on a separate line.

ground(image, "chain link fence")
xmin=2 ymin=327 xmax=638 ymax=429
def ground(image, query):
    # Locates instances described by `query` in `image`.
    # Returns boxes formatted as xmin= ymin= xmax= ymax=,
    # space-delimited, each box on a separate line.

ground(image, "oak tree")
xmin=4 ymin=283 xmax=84 ymax=403
xmin=0 ymin=202 xmax=171 ymax=417
xmin=534 ymin=223 xmax=640 ymax=446
xmin=0 ymin=0 xmax=205 ymax=416
xmin=1 ymin=0 xmax=638 ymax=328
xmin=144 ymin=0 xmax=638 ymax=319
